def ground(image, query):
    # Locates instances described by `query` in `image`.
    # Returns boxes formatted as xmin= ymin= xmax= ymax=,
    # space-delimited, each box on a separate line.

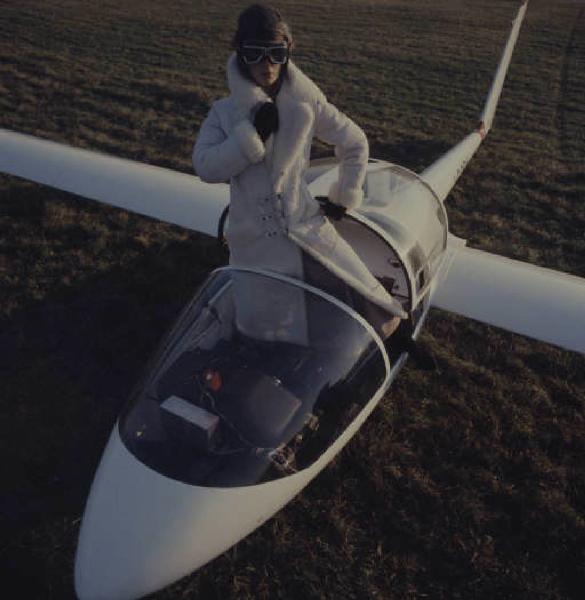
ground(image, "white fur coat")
xmin=193 ymin=54 xmax=405 ymax=325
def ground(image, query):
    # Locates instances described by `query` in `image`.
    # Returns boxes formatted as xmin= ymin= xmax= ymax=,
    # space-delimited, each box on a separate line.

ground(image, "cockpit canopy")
xmin=308 ymin=160 xmax=448 ymax=313
xmin=360 ymin=164 xmax=448 ymax=307
xmin=120 ymin=269 xmax=388 ymax=488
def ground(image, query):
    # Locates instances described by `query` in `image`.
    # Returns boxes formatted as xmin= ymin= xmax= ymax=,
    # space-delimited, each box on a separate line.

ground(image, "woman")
xmin=193 ymin=4 xmax=405 ymax=342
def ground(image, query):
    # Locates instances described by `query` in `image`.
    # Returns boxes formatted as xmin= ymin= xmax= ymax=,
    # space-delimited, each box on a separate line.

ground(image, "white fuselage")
xmin=75 ymin=160 xmax=444 ymax=599
xmin=75 ymin=350 xmax=411 ymax=600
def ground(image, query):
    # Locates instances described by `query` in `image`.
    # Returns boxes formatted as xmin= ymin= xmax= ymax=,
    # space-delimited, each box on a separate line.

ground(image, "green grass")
xmin=1 ymin=0 xmax=584 ymax=598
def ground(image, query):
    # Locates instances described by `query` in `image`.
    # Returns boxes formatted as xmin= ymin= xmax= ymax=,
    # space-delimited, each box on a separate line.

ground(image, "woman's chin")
xmin=258 ymin=77 xmax=275 ymax=88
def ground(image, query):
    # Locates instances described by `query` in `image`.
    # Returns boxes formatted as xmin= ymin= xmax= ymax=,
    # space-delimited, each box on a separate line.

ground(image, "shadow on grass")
xmin=370 ymin=138 xmax=453 ymax=172
xmin=0 ymin=236 xmax=225 ymax=597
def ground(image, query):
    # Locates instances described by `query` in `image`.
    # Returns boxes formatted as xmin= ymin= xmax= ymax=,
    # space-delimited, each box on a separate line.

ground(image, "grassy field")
xmin=1 ymin=0 xmax=584 ymax=598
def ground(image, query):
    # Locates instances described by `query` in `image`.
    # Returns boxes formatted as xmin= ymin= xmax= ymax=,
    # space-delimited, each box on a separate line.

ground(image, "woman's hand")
xmin=254 ymin=102 xmax=279 ymax=142
xmin=315 ymin=195 xmax=347 ymax=221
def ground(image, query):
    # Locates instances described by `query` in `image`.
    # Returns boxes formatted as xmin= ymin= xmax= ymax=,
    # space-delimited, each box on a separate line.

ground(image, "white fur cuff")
xmin=233 ymin=120 xmax=265 ymax=164
xmin=328 ymin=181 xmax=364 ymax=211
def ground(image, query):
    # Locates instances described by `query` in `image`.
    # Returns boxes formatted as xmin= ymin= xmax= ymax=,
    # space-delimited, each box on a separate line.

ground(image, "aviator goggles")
xmin=238 ymin=44 xmax=289 ymax=65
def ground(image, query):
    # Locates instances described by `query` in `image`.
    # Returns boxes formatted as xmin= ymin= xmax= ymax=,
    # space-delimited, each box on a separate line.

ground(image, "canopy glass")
xmin=120 ymin=269 xmax=387 ymax=487
xmin=361 ymin=165 xmax=448 ymax=304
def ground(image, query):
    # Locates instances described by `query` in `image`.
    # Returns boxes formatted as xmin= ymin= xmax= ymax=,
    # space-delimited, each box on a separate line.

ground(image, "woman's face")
xmin=244 ymin=39 xmax=287 ymax=90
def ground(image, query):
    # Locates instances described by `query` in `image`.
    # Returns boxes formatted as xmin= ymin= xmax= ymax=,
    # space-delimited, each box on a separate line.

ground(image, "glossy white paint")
xmin=0 ymin=128 xmax=229 ymax=236
xmin=432 ymin=244 xmax=585 ymax=354
xmin=75 ymin=345 xmax=407 ymax=600
xmin=420 ymin=131 xmax=482 ymax=203
xmin=480 ymin=0 xmax=530 ymax=133
xmin=76 ymin=425 xmax=330 ymax=600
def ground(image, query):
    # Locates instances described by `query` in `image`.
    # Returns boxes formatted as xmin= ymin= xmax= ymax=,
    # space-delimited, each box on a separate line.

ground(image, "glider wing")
xmin=0 ymin=128 xmax=229 ymax=236
xmin=432 ymin=241 xmax=585 ymax=354
xmin=420 ymin=1 xmax=529 ymax=202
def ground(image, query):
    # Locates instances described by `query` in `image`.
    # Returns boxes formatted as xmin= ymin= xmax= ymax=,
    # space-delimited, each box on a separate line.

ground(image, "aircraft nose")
xmin=74 ymin=425 xmax=292 ymax=600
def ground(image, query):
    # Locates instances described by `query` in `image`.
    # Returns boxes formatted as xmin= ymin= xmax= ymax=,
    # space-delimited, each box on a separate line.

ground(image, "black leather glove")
xmin=254 ymin=102 xmax=279 ymax=142
xmin=315 ymin=196 xmax=347 ymax=221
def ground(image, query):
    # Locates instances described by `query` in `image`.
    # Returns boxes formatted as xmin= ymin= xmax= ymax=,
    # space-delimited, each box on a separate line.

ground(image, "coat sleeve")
xmin=193 ymin=104 xmax=266 ymax=183
xmin=313 ymin=101 xmax=369 ymax=210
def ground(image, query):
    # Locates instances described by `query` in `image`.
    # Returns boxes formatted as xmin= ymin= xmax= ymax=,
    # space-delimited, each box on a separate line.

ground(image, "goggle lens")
xmin=241 ymin=47 xmax=264 ymax=64
xmin=240 ymin=45 xmax=289 ymax=65
xmin=267 ymin=47 xmax=288 ymax=64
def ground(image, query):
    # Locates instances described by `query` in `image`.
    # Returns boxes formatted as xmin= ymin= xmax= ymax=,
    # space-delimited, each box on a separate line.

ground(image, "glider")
xmin=1 ymin=1 xmax=582 ymax=598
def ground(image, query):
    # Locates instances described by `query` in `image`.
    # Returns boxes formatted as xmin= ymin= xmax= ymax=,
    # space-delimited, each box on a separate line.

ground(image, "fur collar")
xmin=226 ymin=53 xmax=326 ymax=191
